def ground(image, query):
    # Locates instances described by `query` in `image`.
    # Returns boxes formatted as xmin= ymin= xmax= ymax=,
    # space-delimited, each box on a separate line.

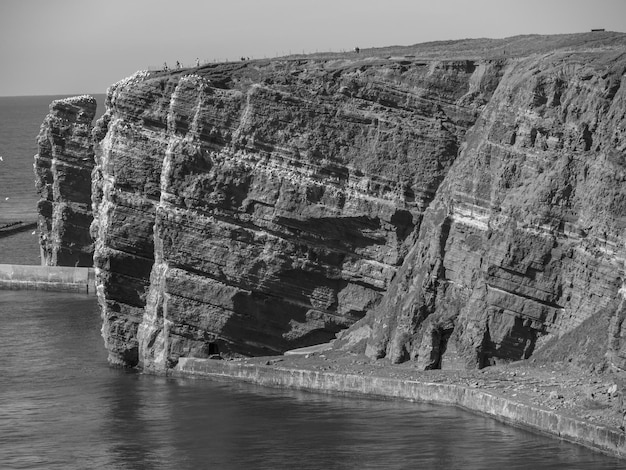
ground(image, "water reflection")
xmin=98 ymin=374 xmax=626 ymax=470
xmin=1 ymin=291 xmax=623 ymax=470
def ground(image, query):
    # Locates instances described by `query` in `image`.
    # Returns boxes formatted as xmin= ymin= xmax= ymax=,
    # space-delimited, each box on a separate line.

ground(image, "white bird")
xmin=4 ymin=197 xmax=9 ymax=200
xmin=31 ymin=231 xmax=36 ymax=235
xmin=0 ymin=156 xmax=3 ymax=161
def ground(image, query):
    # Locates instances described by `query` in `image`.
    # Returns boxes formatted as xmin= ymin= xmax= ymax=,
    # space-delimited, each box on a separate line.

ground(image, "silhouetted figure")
xmin=163 ymin=62 xmax=168 ymax=71
xmin=354 ymin=47 xmax=360 ymax=54
xmin=195 ymin=58 xmax=200 ymax=67
xmin=176 ymin=61 xmax=181 ymax=69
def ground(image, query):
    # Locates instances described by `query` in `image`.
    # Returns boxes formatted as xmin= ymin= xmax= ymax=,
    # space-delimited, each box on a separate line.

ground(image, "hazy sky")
xmin=1 ymin=0 xmax=625 ymax=96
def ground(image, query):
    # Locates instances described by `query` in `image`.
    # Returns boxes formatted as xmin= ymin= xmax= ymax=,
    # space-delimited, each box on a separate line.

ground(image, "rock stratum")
xmin=36 ymin=33 xmax=626 ymax=373
xmin=35 ymin=95 xmax=97 ymax=267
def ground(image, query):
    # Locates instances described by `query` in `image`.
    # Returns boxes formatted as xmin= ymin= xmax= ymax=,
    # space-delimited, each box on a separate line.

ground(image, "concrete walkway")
xmin=284 ymin=342 xmax=334 ymax=355
xmin=0 ymin=264 xmax=96 ymax=294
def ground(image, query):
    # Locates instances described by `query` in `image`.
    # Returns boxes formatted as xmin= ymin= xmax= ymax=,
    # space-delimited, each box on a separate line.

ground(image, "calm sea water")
xmin=0 ymin=97 xmax=624 ymax=469
xmin=0 ymin=95 xmax=105 ymax=224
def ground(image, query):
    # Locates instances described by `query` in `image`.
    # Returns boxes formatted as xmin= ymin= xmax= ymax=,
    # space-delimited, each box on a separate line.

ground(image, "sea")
xmin=0 ymin=94 xmax=106 ymax=264
xmin=0 ymin=95 xmax=624 ymax=469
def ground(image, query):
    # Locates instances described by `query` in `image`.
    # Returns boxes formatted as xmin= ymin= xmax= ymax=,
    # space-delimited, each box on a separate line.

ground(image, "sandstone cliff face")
xmin=90 ymin=55 xmax=501 ymax=368
xmin=35 ymin=95 xmax=96 ymax=267
xmin=338 ymin=43 xmax=626 ymax=371
xmin=81 ymin=32 xmax=626 ymax=372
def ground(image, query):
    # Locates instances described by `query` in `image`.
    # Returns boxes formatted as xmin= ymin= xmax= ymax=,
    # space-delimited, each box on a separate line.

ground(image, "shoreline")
xmin=172 ymin=351 xmax=626 ymax=460
xmin=3 ymin=232 xmax=626 ymax=459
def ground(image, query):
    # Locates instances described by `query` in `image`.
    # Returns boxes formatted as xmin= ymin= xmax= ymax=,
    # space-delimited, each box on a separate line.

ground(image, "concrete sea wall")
xmin=176 ymin=357 xmax=626 ymax=459
xmin=0 ymin=221 xmax=38 ymax=238
xmin=0 ymin=264 xmax=96 ymax=294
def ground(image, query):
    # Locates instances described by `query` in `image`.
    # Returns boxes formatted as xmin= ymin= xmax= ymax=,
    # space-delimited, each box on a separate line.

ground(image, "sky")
xmin=1 ymin=0 xmax=625 ymax=97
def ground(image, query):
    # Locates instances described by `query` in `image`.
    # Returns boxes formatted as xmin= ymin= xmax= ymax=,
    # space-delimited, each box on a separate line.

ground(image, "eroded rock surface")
xmin=337 ymin=38 xmax=626 ymax=372
xmin=91 ymin=51 xmax=500 ymax=368
xmin=35 ymin=95 xmax=96 ymax=267
xmin=43 ymin=32 xmax=626 ymax=373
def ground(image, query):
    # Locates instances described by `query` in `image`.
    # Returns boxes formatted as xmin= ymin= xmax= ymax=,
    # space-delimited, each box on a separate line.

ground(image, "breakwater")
xmin=176 ymin=357 xmax=626 ymax=459
xmin=0 ymin=264 xmax=95 ymax=293
xmin=0 ymin=221 xmax=37 ymax=238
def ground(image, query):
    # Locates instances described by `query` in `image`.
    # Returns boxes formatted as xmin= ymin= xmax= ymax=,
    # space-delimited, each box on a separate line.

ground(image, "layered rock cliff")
xmin=90 ymin=54 xmax=498 ymax=368
xmin=35 ymin=95 xmax=96 ymax=267
xmin=37 ymin=32 xmax=626 ymax=373
xmin=336 ymin=44 xmax=626 ymax=371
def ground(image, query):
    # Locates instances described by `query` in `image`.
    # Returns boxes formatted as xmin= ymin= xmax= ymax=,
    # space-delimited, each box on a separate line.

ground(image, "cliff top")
xmin=194 ymin=31 xmax=626 ymax=67
xmin=362 ymin=31 xmax=626 ymax=60
xmin=127 ymin=31 xmax=626 ymax=93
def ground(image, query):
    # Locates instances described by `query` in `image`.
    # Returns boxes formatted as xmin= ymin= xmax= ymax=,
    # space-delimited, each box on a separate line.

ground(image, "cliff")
xmin=90 ymin=55 xmax=493 ymax=368
xmin=35 ymin=95 xmax=96 ymax=267
xmin=336 ymin=40 xmax=626 ymax=372
xmin=37 ymin=32 xmax=626 ymax=373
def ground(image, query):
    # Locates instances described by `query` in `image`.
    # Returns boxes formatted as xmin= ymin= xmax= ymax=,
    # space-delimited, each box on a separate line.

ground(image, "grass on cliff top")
xmin=281 ymin=31 xmax=626 ymax=62
xmin=155 ymin=31 xmax=626 ymax=87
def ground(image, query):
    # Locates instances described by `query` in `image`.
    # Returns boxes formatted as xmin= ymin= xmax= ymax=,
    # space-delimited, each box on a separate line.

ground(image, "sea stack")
xmin=34 ymin=95 xmax=97 ymax=267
